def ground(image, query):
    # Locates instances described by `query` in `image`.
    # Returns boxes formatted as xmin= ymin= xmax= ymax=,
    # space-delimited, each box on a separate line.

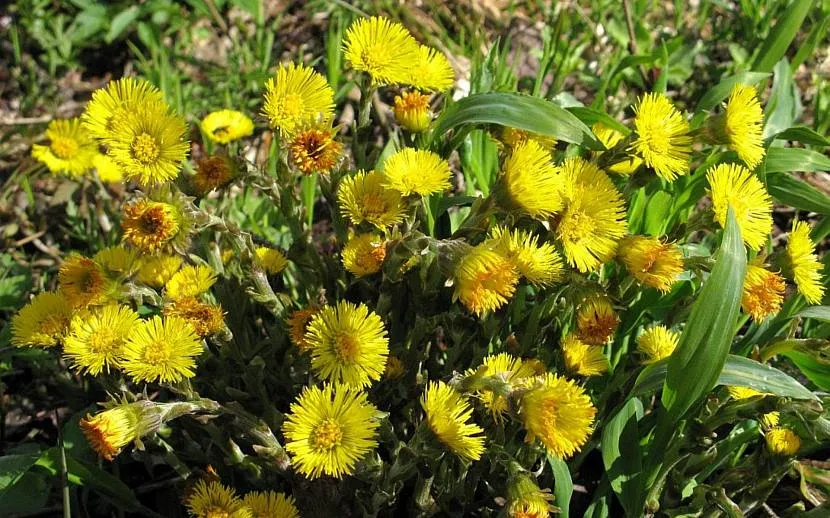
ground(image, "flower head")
xmin=501 ymin=127 xmax=557 ymax=151
xmin=765 ymin=427 xmax=800 ymax=456
xmin=262 ymin=63 xmax=334 ymax=136
xmin=636 ymin=325 xmax=679 ymax=363
xmin=93 ymin=153 xmax=124 ymax=183
xmin=591 ymin=123 xmax=641 ymax=175
xmin=80 ymin=403 xmax=152 ymax=461
xmin=382 ymin=148 xmax=451 ymax=196
xmin=192 ymin=155 xmax=235 ymax=194
xmin=520 ymin=373 xmax=597 ymax=458
xmin=465 ymin=353 xmax=539 ymax=423
xmin=631 ymin=93 xmax=691 ymax=181
xmin=289 ymin=125 xmax=342 ymax=174
xmin=287 ymin=307 xmax=319 ymax=352
xmin=63 ymin=304 xmax=140 ymax=375
xmin=137 ymin=254 xmax=182 ymax=288
xmin=343 ymin=16 xmax=420 ymax=86
xmin=338 ymin=170 xmax=405 ymax=228
xmin=163 ymin=298 xmax=225 ymax=337
xmin=11 ymin=292 xmax=73 ymax=347
xmin=742 ymin=262 xmax=785 ymax=321
xmin=393 ymin=91 xmax=432 ymax=132
xmin=707 ymin=163 xmax=772 ymax=250
xmin=121 ymin=199 xmax=183 ymax=253
xmin=500 ymin=140 xmax=562 ymax=219
xmin=165 ymin=265 xmax=217 ymax=301
xmin=561 ymin=334 xmax=608 ymax=376
xmin=82 ymin=78 xmax=165 ymax=140
xmin=121 ymin=316 xmax=203 ymax=383
xmin=618 ymin=235 xmax=684 ymax=293
xmin=575 ymin=295 xmax=618 ymax=345
xmin=93 ymin=246 xmax=140 ymax=276
xmin=719 ymin=84 xmax=765 ymax=169
xmin=185 ymin=480 xmax=251 ymax=518
xmin=506 ymin=474 xmax=555 ymax=518
xmin=306 ymin=301 xmax=389 ymax=388
xmin=282 ymin=383 xmax=380 ymax=479
xmin=727 ymin=386 xmax=765 ymax=400
xmin=59 ymin=255 xmax=113 ymax=308
xmin=200 ymin=109 xmax=254 ymax=144
xmin=342 ymin=234 xmax=387 ymax=277
xmin=242 ymin=491 xmax=299 ymax=518
xmin=421 ymin=381 xmax=485 ymax=461
xmin=31 ymin=118 xmax=97 ymax=176
xmin=453 ymin=244 xmax=520 ymax=316
xmin=405 ymin=45 xmax=455 ymax=91
xmin=488 ymin=226 xmax=564 ymax=287
xmin=254 ymin=247 xmax=288 ymax=275
xmin=786 ymin=221 xmax=825 ymax=304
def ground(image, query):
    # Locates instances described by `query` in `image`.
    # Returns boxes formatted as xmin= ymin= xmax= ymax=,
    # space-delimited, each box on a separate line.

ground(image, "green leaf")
xmin=0 ymin=471 xmax=49 ymax=515
xmin=763 ymin=59 xmax=802 ymax=138
xmin=750 ymin=0 xmax=814 ymax=73
xmin=548 ymin=455 xmax=573 ymax=518
xmin=431 ymin=92 xmax=598 ymax=149
xmin=661 ymin=207 xmax=746 ymax=420
xmin=695 ymin=72 xmax=770 ymax=112
xmin=795 ymin=306 xmax=830 ymax=321
xmin=766 ymin=173 xmax=830 ymax=214
xmin=765 ymin=147 xmax=830 ymax=173
xmin=771 ymin=126 xmax=830 ymax=148
xmin=0 ymin=452 xmax=41 ymax=492
xmin=106 ymin=6 xmax=141 ymax=43
xmin=601 ymin=398 xmax=644 ymax=516
xmin=782 ymin=350 xmax=830 ymax=391
xmin=567 ymin=107 xmax=631 ymax=136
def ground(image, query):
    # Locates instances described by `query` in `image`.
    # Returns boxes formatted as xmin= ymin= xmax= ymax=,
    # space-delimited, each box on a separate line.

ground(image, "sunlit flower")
xmin=727 ymin=386 xmax=765 ymax=400
xmin=520 ymin=373 xmax=596 ymax=458
xmin=80 ymin=403 xmax=155 ymax=461
xmin=501 ymin=127 xmax=557 ymax=151
xmin=262 ymin=63 xmax=334 ymax=136
xmin=163 ymin=297 xmax=225 ymax=337
xmin=306 ymin=301 xmax=389 ymax=388
xmin=393 ymin=91 xmax=432 ymax=132
xmin=11 ymin=292 xmax=73 ymax=348
xmin=165 ymin=265 xmax=217 ymax=301
xmin=192 ymin=155 xmax=235 ymax=194
xmin=63 ymin=304 xmax=140 ymax=375
xmin=343 ymin=16 xmax=420 ymax=86
xmin=787 ymin=221 xmax=825 ymax=304
xmin=200 ymin=109 xmax=254 ymax=144
xmin=453 ymin=244 xmax=520 ymax=316
xmin=465 ymin=353 xmax=538 ymax=423
xmin=636 ymin=325 xmax=679 ymax=363
xmin=242 ymin=491 xmax=299 ymax=518
xmin=338 ymin=170 xmax=405 ymax=228
xmin=58 ymin=255 xmax=112 ymax=307
xmin=716 ymin=84 xmax=765 ymax=169
xmin=707 ymin=163 xmax=772 ymax=250
xmin=506 ymin=473 xmax=555 ymax=518
xmin=765 ymin=427 xmax=800 ymax=456
xmin=287 ymin=307 xmax=319 ymax=352
xmin=282 ymin=383 xmax=380 ymax=479
xmin=92 ymin=153 xmax=124 ymax=183
xmin=289 ymin=125 xmax=342 ymax=174
xmin=421 ymin=381 xmax=485 ymax=461
xmin=342 ymin=234 xmax=387 ymax=277
xmin=591 ymin=123 xmax=641 ymax=175
xmin=121 ymin=315 xmax=203 ymax=383
xmin=382 ymin=148 xmax=451 ymax=196
xmin=631 ymin=93 xmax=691 ymax=181
xmin=137 ymin=254 xmax=182 ymax=288
xmin=93 ymin=245 xmax=141 ymax=276
xmin=121 ymin=199 xmax=182 ymax=253
xmin=742 ymin=262 xmax=785 ymax=321
xmin=31 ymin=118 xmax=97 ymax=177
xmin=488 ymin=226 xmax=564 ymax=287
xmin=576 ymin=295 xmax=618 ymax=345
xmin=82 ymin=77 xmax=165 ymax=140
xmin=500 ymin=140 xmax=562 ymax=219
xmin=185 ymin=480 xmax=251 ymax=518
xmin=561 ymin=334 xmax=607 ymax=376
xmin=405 ymin=45 xmax=455 ymax=91
xmin=618 ymin=235 xmax=684 ymax=293
xmin=254 ymin=247 xmax=288 ymax=275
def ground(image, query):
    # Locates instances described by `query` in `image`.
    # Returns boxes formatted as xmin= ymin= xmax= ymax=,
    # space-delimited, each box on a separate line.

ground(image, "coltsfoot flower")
xmin=343 ymin=16 xmax=420 ymax=86
xmin=165 ymin=265 xmax=217 ymax=301
xmin=405 ymin=45 xmax=455 ymax=91
xmin=287 ymin=307 xmax=319 ymax=352
xmin=631 ymin=93 xmax=692 ymax=181
xmin=163 ymin=297 xmax=225 ymax=338
xmin=92 ymin=153 xmax=124 ymax=183
xmin=31 ymin=118 xmax=97 ymax=176
xmin=289 ymin=125 xmax=342 ymax=175
xmin=741 ymin=262 xmax=785 ymax=321
xmin=707 ymin=163 xmax=772 ymax=251
xmin=393 ymin=91 xmax=432 ymax=132
xmin=59 ymin=255 xmax=112 ymax=307
xmin=81 ymin=401 xmax=159 ymax=461
xmin=500 ymin=140 xmax=562 ymax=219
xmin=137 ymin=254 xmax=182 ymax=288
xmin=93 ymin=246 xmax=141 ymax=276
xmin=592 ymin=122 xmax=641 ymax=174
xmin=11 ymin=292 xmax=73 ymax=348
xmin=338 ymin=170 xmax=405 ymax=228
xmin=121 ymin=199 xmax=183 ymax=253
xmin=506 ymin=473 xmax=555 ymax=518
xmin=488 ymin=226 xmax=564 ymax=287
xmin=465 ymin=353 xmax=539 ymax=423
xmin=765 ymin=427 xmax=801 ymax=456
xmin=786 ymin=221 xmax=825 ymax=304
xmin=453 ymin=243 xmax=519 ymax=316
xmin=121 ymin=316 xmax=203 ymax=383
xmin=200 ymin=109 xmax=254 ymax=144
xmin=421 ymin=381 xmax=485 ymax=460
xmin=82 ymin=77 xmax=165 ymax=140
xmin=185 ymin=480 xmax=251 ymax=518
xmin=63 ymin=304 xmax=140 ymax=375
xmin=382 ymin=148 xmax=451 ymax=196
xmin=254 ymin=247 xmax=288 ymax=275
xmin=636 ymin=325 xmax=679 ymax=363
xmin=192 ymin=154 xmax=235 ymax=194
xmin=262 ymin=63 xmax=334 ymax=136
xmin=618 ymin=235 xmax=684 ymax=293
xmin=561 ymin=334 xmax=608 ymax=376
xmin=342 ymin=233 xmax=387 ymax=277
xmin=711 ymin=84 xmax=765 ymax=169
xmin=575 ymin=295 xmax=619 ymax=345
xmin=242 ymin=491 xmax=299 ymax=518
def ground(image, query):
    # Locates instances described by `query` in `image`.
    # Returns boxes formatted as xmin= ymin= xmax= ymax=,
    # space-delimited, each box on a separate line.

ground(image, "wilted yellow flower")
xmin=342 ymin=234 xmax=387 ymax=277
xmin=262 ymin=63 xmax=334 ymax=136
xmin=63 ymin=304 xmax=140 ymax=375
xmin=742 ymin=263 xmax=785 ymax=321
xmin=121 ymin=199 xmax=182 ymax=253
xmin=200 ymin=109 xmax=254 ymax=144
xmin=121 ymin=316 xmax=203 ymax=383
xmin=618 ymin=235 xmax=684 ymax=293
xmin=185 ymin=480 xmax=251 ymax=518
xmin=11 ymin=292 xmax=73 ymax=348
xmin=465 ymin=353 xmax=539 ymax=423
xmin=165 ymin=264 xmax=217 ymax=301
xmin=501 ymin=127 xmax=557 ymax=151
xmin=453 ymin=244 xmax=520 ymax=316
xmin=93 ymin=246 xmax=140 ymax=276
xmin=289 ymin=126 xmax=342 ymax=174
xmin=393 ymin=91 xmax=432 ymax=132
xmin=787 ymin=221 xmax=825 ymax=304
xmin=520 ymin=373 xmax=596 ymax=458
xmin=242 ymin=491 xmax=299 ymax=518
xmin=405 ymin=45 xmax=455 ymax=91
xmin=254 ymin=247 xmax=288 ymax=275
xmin=80 ymin=403 xmax=150 ymax=461
xmin=382 ymin=148 xmax=451 ymax=196
xmin=561 ymin=334 xmax=608 ymax=376
xmin=765 ymin=427 xmax=800 ymax=456
xmin=343 ymin=16 xmax=420 ymax=86
xmin=556 ymin=157 xmax=626 ymax=272
xmin=591 ymin=123 xmax=641 ymax=175
xmin=421 ymin=381 xmax=485 ymax=461
xmin=384 ymin=355 xmax=406 ymax=380
xmin=282 ymin=383 xmax=380 ymax=479
xmin=631 ymin=93 xmax=691 ymax=181
xmin=636 ymin=325 xmax=679 ymax=363
xmin=59 ymin=255 xmax=112 ymax=307
xmin=137 ymin=254 xmax=182 ymax=288
xmin=31 ymin=118 xmax=97 ymax=177
xmin=287 ymin=307 xmax=318 ymax=352
xmin=306 ymin=301 xmax=389 ymax=388
xmin=707 ymin=163 xmax=772 ymax=250
xmin=192 ymin=155 xmax=235 ymax=194
xmin=717 ymin=84 xmax=765 ymax=169
xmin=338 ymin=170 xmax=405 ymax=228
xmin=506 ymin=474 xmax=555 ymax=518
xmin=488 ymin=226 xmax=564 ymax=287
xmin=163 ymin=297 xmax=225 ymax=337
xmin=576 ymin=295 xmax=618 ymax=345
xmin=82 ymin=77 xmax=165 ymax=140
xmin=500 ymin=140 xmax=562 ymax=219
xmin=92 ymin=153 xmax=124 ymax=183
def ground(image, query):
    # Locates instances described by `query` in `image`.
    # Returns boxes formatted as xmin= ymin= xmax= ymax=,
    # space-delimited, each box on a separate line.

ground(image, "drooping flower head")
xmin=464 ymin=353 xmax=539 ymax=423
xmin=786 ymin=221 xmax=825 ymax=304
xmin=742 ymin=262 xmax=785 ymax=321
xmin=506 ymin=473 xmax=555 ymax=518
xmin=575 ymin=294 xmax=618 ymax=345
xmin=405 ymin=45 xmax=455 ymax=91
xmin=82 ymin=77 xmax=165 ymax=140
xmin=242 ymin=491 xmax=299 ymax=518
xmin=631 ymin=93 xmax=692 ymax=181
xmin=262 ymin=63 xmax=334 ymax=137
xmin=342 ymin=234 xmax=387 ymax=277
xmin=287 ymin=307 xmax=319 ymax=352
xmin=137 ymin=254 xmax=182 ymax=288
xmin=561 ymin=334 xmax=608 ymax=376
xmin=163 ymin=297 xmax=225 ymax=338
xmin=11 ymin=292 xmax=73 ymax=348
xmin=337 ymin=170 xmax=405 ymax=228
xmin=58 ymin=255 xmax=112 ymax=307
xmin=765 ymin=427 xmax=801 ymax=456
xmin=305 ymin=301 xmax=389 ymax=388
xmin=453 ymin=244 xmax=520 ymax=316
xmin=165 ymin=264 xmax=217 ymax=301
xmin=192 ymin=154 xmax=236 ymax=194
xmin=488 ymin=226 xmax=564 ymax=287
xmin=618 ymin=235 xmax=684 ymax=293
xmin=200 ymin=109 xmax=254 ymax=144
xmin=121 ymin=315 xmax=203 ymax=383
xmin=282 ymin=383 xmax=380 ymax=479
xmin=254 ymin=247 xmax=288 ymax=275
xmin=185 ymin=480 xmax=251 ymax=518
xmin=636 ymin=325 xmax=679 ymax=364
xmin=343 ymin=16 xmax=420 ymax=86
xmin=63 ymin=304 xmax=140 ymax=375
xmin=92 ymin=153 xmax=124 ymax=183
xmin=289 ymin=125 xmax=342 ymax=174
xmin=81 ymin=401 xmax=159 ymax=461
xmin=382 ymin=148 xmax=451 ymax=196
xmin=421 ymin=381 xmax=486 ymax=461
xmin=393 ymin=91 xmax=432 ymax=132
xmin=31 ymin=118 xmax=97 ymax=176
xmin=707 ymin=163 xmax=772 ymax=250
xmin=591 ymin=123 xmax=641 ymax=175
xmin=500 ymin=140 xmax=562 ymax=219
xmin=718 ymin=84 xmax=765 ymax=169
xmin=121 ymin=199 xmax=183 ymax=253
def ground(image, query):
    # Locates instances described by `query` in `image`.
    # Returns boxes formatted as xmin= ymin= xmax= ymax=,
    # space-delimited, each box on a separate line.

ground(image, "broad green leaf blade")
xmin=661 ymin=208 xmax=746 ymax=420
xmin=695 ymin=72 xmax=770 ymax=112
xmin=772 ymin=126 xmax=830 ymax=147
xmin=766 ymin=173 xmax=830 ymax=214
xmin=548 ymin=455 xmax=573 ymax=518
xmin=795 ymin=306 xmax=830 ymax=321
xmin=601 ymin=398 xmax=644 ymax=516
xmin=782 ymin=350 xmax=830 ymax=391
xmin=432 ymin=92 xmax=598 ymax=148
xmin=765 ymin=147 xmax=830 ymax=173
xmin=751 ymin=0 xmax=814 ymax=73
xmin=0 ymin=452 xmax=41 ymax=492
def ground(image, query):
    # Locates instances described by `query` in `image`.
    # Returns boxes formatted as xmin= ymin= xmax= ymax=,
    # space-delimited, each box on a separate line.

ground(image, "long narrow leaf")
xmin=601 ymin=398 xmax=644 ymax=516
xmin=548 ymin=455 xmax=573 ymax=517
xmin=767 ymin=173 xmax=830 ymax=214
xmin=765 ymin=147 xmax=830 ymax=173
xmin=751 ymin=0 xmax=814 ymax=73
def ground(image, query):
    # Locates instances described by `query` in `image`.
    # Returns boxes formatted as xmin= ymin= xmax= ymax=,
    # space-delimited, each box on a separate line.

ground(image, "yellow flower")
xmin=500 ymin=140 xmax=562 ymax=219
xmin=742 ymin=263 xmax=785 ymax=321
xmin=488 ymin=226 xmax=564 ymax=287
xmin=520 ymin=373 xmax=597 ymax=458
xmin=337 ymin=170 xmax=405 ymax=228
xmin=707 ymin=163 xmax=772 ymax=250
xmin=465 ymin=353 xmax=538 ymax=423
xmin=254 ymin=247 xmax=288 ymax=275
xmin=556 ymin=157 xmax=627 ymax=272
xmin=192 ymin=155 xmax=235 ymax=194
xmin=185 ymin=480 xmax=251 ymax=518
xmin=31 ymin=118 xmax=97 ymax=177
xmin=200 ymin=109 xmax=254 ymax=144
xmin=576 ymin=295 xmax=618 ymax=345
xmin=421 ymin=381 xmax=485 ymax=461
xmin=342 ymin=234 xmax=387 ymax=277
xmin=453 ymin=244 xmax=520 ymax=316
xmin=343 ymin=16 xmax=420 ymax=86
xmin=262 ymin=63 xmax=334 ymax=137
xmin=242 ymin=491 xmax=299 ymax=518
xmin=384 ymin=355 xmax=406 ymax=380
xmin=501 ymin=127 xmax=557 ymax=151
xmin=80 ymin=403 xmax=149 ymax=461
xmin=289 ymin=125 xmax=342 ymax=174
xmin=165 ymin=265 xmax=217 ymax=301
xmin=92 ymin=153 xmax=124 ymax=183
xmin=93 ymin=246 xmax=141 ymax=276
xmin=561 ymin=334 xmax=608 ymax=376
xmin=765 ymin=427 xmax=800 ymax=456
xmin=306 ymin=301 xmax=389 ymax=388
xmin=719 ymin=84 xmax=765 ymax=169
xmin=282 ymin=383 xmax=380 ymax=479
xmin=11 ymin=292 xmax=73 ymax=347
xmin=382 ymin=148 xmax=451 ymax=196
xmin=121 ymin=315 xmax=203 ymax=383
xmin=405 ymin=45 xmax=455 ymax=91
xmin=58 ymin=255 xmax=112 ymax=308
xmin=761 ymin=411 xmax=780 ymax=430
xmin=787 ymin=221 xmax=825 ymax=304
xmin=163 ymin=297 xmax=225 ymax=337
xmin=63 ymin=304 xmax=140 ymax=375
xmin=105 ymin=101 xmax=190 ymax=187
xmin=393 ymin=91 xmax=432 ymax=132
xmin=287 ymin=307 xmax=319 ymax=352
xmin=82 ymin=77 xmax=165 ymax=140
xmin=506 ymin=474 xmax=555 ymax=518
xmin=137 ymin=254 xmax=182 ymax=288
xmin=121 ymin=199 xmax=183 ymax=253
xmin=727 ymin=386 xmax=765 ymax=400
xmin=618 ymin=235 xmax=684 ymax=293
xmin=636 ymin=325 xmax=679 ymax=363
xmin=591 ymin=123 xmax=641 ymax=175
xmin=631 ymin=93 xmax=692 ymax=181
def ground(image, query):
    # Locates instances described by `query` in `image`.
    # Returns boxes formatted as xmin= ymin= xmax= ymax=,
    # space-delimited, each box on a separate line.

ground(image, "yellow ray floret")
xmin=742 ymin=262 xmax=785 ymax=321
xmin=618 ymin=235 xmax=684 ymax=293
xmin=786 ymin=221 xmax=825 ymax=304
xmin=80 ymin=404 xmax=147 ymax=461
xmin=289 ymin=125 xmax=342 ymax=175
xmin=464 ymin=353 xmax=539 ymax=423
xmin=82 ymin=77 xmax=165 ymax=140
xmin=722 ymin=84 xmax=765 ymax=169
xmin=137 ymin=254 xmax=182 ymax=288
xmin=58 ymin=255 xmax=112 ymax=308
xmin=185 ymin=480 xmax=251 ymax=518
xmin=500 ymin=140 xmax=563 ymax=219
xmin=591 ymin=123 xmax=641 ymax=175
xmin=343 ymin=16 xmax=420 ymax=86
xmin=488 ymin=226 xmax=564 ymax=287
xmin=453 ymin=244 xmax=520 ymax=316
xmin=92 ymin=153 xmax=124 ymax=183
xmin=121 ymin=315 xmax=203 ymax=383
xmin=338 ymin=170 xmax=406 ymax=228
xmin=200 ymin=109 xmax=254 ymax=144
xmin=262 ymin=63 xmax=334 ymax=137
xmin=242 ymin=491 xmax=299 ymax=518
xmin=342 ymin=234 xmax=387 ymax=277
xmin=765 ymin=427 xmax=800 ymax=456
xmin=286 ymin=307 xmax=319 ymax=352
xmin=63 ymin=304 xmax=140 ymax=375
xmin=421 ymin=381 xmax=485 ymax=461
xmin=254 ymin=247 xmax=288 ymax=275
xmin=707 ymin=163 xmax=772 ymax=250
xmin=31 ymin=118 xmax=97 ymax=177
xmin=121 ymin=199 xmax=183 ymax=253
xmin=631 ymin=93 xmax=691 ymax=181
xmin=636 ymin=325 xmax=679 ymax=363
xmin=405 ymin=45 xmax=455 ymax=91
xmin=393 ymin=91 xmax=432 ymax=132
xmin=165 ymin=264 xmax=217 ymax=301
xmin=93 ymin=245 xmax=140 ymax=276
xmin=163 ymin=297 xmax=225 ymax=338
xmin=506 ymin=474 xmax=555 ymax=518
xmin=382 ymin=148 xmax=451 ymax=196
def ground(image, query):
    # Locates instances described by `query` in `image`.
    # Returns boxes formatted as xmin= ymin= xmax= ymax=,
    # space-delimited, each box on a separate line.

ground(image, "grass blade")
xmin=751 ymin=0 xmax=814 ymax=73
